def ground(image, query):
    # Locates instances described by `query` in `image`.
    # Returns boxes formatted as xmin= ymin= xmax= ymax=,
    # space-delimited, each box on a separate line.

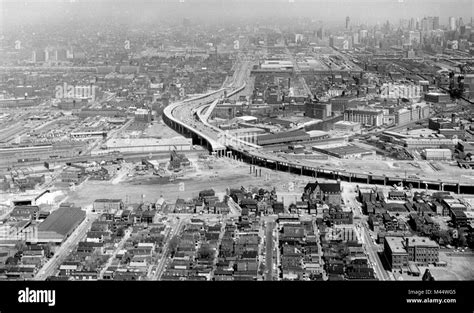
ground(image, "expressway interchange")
xmin=162 ymin=61 xmax=474 ymax=195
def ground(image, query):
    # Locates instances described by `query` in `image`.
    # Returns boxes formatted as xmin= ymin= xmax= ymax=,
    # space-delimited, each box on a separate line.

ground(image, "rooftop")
xmin=406 ymin=236 xmax=439 ymax=248
xmin=38 ymin=207 xmax=86 ymax=236
xmin=385 ymin=236 xmax=407 ymax=254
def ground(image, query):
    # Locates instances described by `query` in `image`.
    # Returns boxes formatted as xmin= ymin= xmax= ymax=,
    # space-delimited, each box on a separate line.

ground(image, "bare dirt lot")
xmin=142 ymin=117 xmax=183 ymax=139
xmin=66 ymin=157 xmax=314 ymax=206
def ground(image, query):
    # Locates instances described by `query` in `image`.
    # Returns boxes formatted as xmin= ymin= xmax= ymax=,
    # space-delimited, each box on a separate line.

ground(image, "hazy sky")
xmin=1 ymin=0 xmax=473 ymax=28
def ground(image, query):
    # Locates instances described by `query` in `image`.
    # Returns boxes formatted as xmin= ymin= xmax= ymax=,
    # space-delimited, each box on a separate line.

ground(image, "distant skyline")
xmin=1 ymin=0 xmax=473 ymax=28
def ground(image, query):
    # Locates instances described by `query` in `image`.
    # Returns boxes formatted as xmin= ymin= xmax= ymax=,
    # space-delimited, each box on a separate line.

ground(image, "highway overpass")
xmin=162 ymin=84 xmax=474 ymax=195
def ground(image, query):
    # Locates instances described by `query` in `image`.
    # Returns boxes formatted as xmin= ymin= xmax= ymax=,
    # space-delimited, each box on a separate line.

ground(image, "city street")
xmin=35 ymin=213 xmax=99 ymax=280
xmin=99 ymin=228 xmax=132 ymax=279
xmin=152 ymin=217 xmax=185 ymax=280
xmin=264 ymin=220 xmax=275 ymax=281
xmin=341 ymin=184 xmax=391 ymax=281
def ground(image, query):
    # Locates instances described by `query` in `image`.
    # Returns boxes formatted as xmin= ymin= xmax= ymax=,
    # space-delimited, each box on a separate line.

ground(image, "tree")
xmin=430 ymin=230 xmax=452 ymax=246
xmin=116 ymin=227 xmax=125 ymax=237
xmin=168 ymin=236 xmax=179 ymax=254
xmin=14 ymin=241 xmax=27 ymax=252
xmin=289 ymin=203 xmax=297 ymax=212
xmin=457 ymin=231 xmax=467 ymax=248
xmin=198 ymin=244 xmax=214 ymax=260
xmin=42 ymin=243 xmax=54 ymax=258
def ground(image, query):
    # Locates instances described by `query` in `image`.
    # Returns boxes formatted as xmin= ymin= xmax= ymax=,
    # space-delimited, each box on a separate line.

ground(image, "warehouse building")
xmin=384 ymin=236 xmax=439 ymax=269
xmin=333 ymin=121 xmax=361 ymax=132
xmin=422 ymin=148 xmax=452 ymax=160
xmin=395 ymin=103 xmax=430 ymax=126
xmin=406 ymin=237 xmax=439 ymax=266
xmin=35 ymin=206 xmax=86 ymax=243
xmin=104 ymin=137 xmax=192 ymax=153
xmin=343 ymin=109 xmax=384 ymax=127
xmin=305 ymin=102 xmax=332 ymax=120
xmin=312 ymin=144 xmax=375 ymax=159
xmin=257 ymin=130 xmax=310 ymax=146
xmin=93 ymin=199 xmax=123 ymax=214
xmin=424 ymin=92 xmax=451 ymax=104
xmin=384 ymin=236 xmax=409 ymax=269
xmin=403 ymin=137 xmax=456 ymax=149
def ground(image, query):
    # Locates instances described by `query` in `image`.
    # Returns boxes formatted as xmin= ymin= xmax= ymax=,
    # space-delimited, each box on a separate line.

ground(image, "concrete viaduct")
xmin=163 ymin=86 xmax=474 ymax=195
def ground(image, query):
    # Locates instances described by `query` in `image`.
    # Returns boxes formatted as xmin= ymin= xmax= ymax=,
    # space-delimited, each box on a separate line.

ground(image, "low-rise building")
xmin=384 ymin=236 xmax=439 ymax=269
xmin=93 ymin=199 xmax=123 ymax=214
xmin=35 ymin=206 xmax=86 ymax=243
xmin=405 ymin=236 xmax=439 ymax=266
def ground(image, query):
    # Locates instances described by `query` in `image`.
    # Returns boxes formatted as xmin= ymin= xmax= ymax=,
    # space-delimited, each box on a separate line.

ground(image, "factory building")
xmin=384 ymin=237 xmax=409 ymax=269
xmin=343 ymin=109 xmax=383 ymax=127
xmin=395 ymin=103 xmax=430 ymax=126
xmin=134 ymin=108 xmax=152 ymax=123
xmin=0 ymin=97 xmax=41 ymax=108
xmin=35 ymin=206 xmax=86 ymax=243
xmin=424 ymin=92 xmax=451 ymax=104
xmin=421 ymin=148 xmax=452 ymax=160
xmin=104 ymin=137 xmax=192 ymax=153
xmin=257 ymin=130 xmax=310 ymax=146
xmin=406 ymin=237 xmax=439 ymax=266
xmin=333 ymin=121 xmax=361 ymax=132
xmin=0 ymin=142 xmax=87 ymax=165
xmin=312 ymin=144 xmax=375 ymax=159
xmin=212 ymin=102 xmax=243 ymax=119
xmin=260 ymin=60 xmax=294 ymax=70
xmin=428 ymin=115 xmax=458 ymax=131
xmin=93 ymin=199 xmax=124 ymax=214
xmin=384 ymin=236 xmax=439 ymax=269
xmin=305 ymin=102 xmax=332 ymax=120
xmin=402 ymin=137 xmax=456 ymax=149
xmin=74 ymin=108 xmax=127 ymax=118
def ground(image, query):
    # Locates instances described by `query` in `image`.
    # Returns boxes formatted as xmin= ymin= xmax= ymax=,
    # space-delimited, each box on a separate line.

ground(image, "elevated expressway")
xmin=163 ymin=70 xmax=474 ymax=195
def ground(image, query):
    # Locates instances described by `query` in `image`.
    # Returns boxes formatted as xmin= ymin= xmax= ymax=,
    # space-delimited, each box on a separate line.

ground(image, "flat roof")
xmin=307 ymin=130 xmax=329 ymax=138
xmin=94 ymin=199 xmax=122 ymax=203
xmin=236 ymin=116 xmax=258 ymax=121
xmin=406 ymin=236 xmax=438 ymax=248
xmin=258 ymin=130 xmax=309 ymax=141
xmin=334 ymin=121 xmax=360 ymax=126
xmin=107 ymin=137 xmax=191 ymax=147
xmin=324 ymin=144 xmax=373 ymax=155
xmin=385 ymin=237 xmax=407 ymax=254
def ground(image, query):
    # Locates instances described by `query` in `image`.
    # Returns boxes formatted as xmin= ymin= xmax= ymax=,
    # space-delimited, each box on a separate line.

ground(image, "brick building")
xmin=384 ymin=236 xmax=439 ymax=269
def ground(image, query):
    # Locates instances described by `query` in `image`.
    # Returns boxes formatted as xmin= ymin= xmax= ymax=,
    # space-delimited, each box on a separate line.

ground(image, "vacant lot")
xmin=65 ymin=157 xmax=317 ymax=207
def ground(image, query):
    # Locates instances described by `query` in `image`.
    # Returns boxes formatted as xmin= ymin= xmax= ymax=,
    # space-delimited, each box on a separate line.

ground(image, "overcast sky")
xmin=1 ymin=0 xmax=473 ymax=28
